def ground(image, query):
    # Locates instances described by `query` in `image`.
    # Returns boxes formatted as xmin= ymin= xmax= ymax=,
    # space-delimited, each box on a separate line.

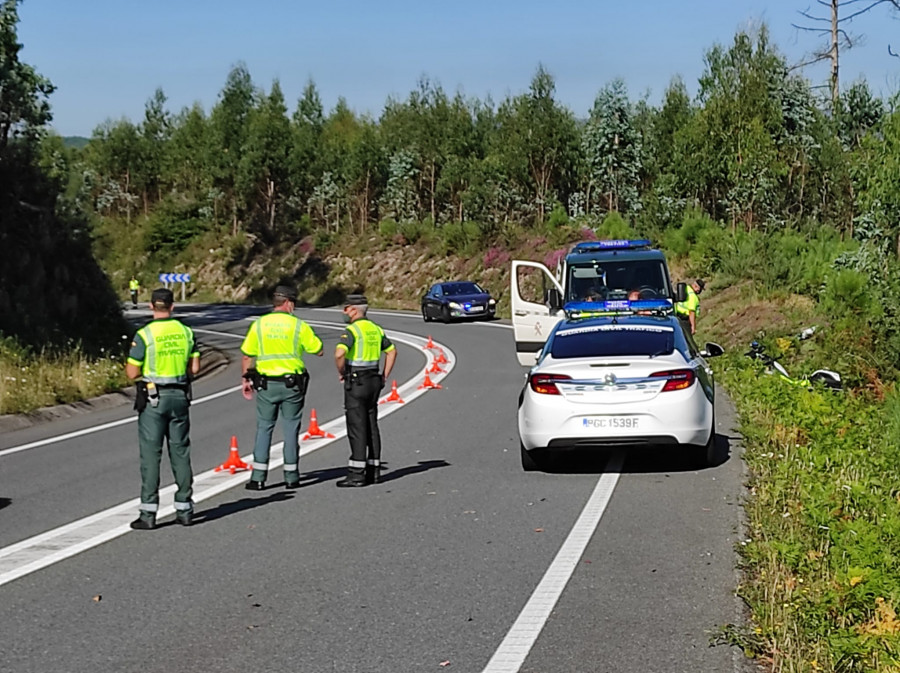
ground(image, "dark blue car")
xmin=421 ymin=281 xmax=497 ymax=323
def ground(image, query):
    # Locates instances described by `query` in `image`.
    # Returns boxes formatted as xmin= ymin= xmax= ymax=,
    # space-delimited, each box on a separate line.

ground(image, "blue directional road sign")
xmin=158 ymin=273 xmax=191 ymax=283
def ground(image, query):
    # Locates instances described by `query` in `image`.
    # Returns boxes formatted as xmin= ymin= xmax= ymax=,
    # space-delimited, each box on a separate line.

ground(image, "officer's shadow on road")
xmin=299 ymin=459 xmax=451 ymax=487
xmin=189 ymin=491 xmax=296 ymax=526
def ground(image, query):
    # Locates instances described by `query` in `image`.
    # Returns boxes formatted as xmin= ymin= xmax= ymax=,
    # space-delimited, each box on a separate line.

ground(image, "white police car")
xmin=517 ymin=299 xmax=724 ymax=471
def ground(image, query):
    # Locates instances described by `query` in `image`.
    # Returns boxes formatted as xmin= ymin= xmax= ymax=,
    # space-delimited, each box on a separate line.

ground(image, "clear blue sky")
xmin=17 ymin=0 xmax=900 ymax=136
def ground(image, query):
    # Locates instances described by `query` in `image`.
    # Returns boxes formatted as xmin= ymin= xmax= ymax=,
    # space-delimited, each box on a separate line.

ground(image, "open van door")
xmin=511 ymin=260 xmax=565 ymax=366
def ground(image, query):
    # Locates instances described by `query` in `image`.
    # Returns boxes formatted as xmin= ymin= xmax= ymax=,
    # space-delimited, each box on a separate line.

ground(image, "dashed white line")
xmin=481 ymin=452 xmax=624 ymax=672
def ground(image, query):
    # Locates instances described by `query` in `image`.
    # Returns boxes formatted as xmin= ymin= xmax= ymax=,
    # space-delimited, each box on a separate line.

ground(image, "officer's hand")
xmin=380 ymin=374 xmax=386 ymax=390
xmin=241 ymin=379 xmax=254 ymax=400
xmin=338 ymin=374 xmax=345 ymax=383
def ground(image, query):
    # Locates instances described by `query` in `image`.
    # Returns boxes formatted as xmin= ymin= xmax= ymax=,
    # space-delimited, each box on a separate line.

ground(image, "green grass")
xmin=0 ymin=337 xmax=129 ymax=415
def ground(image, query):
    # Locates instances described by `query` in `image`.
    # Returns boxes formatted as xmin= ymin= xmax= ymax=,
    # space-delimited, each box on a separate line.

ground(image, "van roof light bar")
xmin=563 ymin=298 xmax=673 ymax=319
xmin=572 ymin=239 xmax=652 ymax=252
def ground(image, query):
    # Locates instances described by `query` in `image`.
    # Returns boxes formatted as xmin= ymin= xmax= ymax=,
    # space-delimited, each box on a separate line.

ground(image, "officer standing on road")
xmin=334 ymin=294 xmax=397 ymax=487
xmin=129 ymin=276 xmax=140 ymax=309
xmin=241 ymin=285 xmax=323 ymax=490
xmin=675 ymin=278 xmax=705 ymax=335
xmin=125 ymin=288 xmax=200 ymax=530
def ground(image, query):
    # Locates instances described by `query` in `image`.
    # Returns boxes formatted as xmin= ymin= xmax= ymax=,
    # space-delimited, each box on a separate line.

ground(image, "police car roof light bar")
xmin=572 ymin=239 xmax=652 ymax=252
xmin=563 ymin=298 xmax=673 ymax=318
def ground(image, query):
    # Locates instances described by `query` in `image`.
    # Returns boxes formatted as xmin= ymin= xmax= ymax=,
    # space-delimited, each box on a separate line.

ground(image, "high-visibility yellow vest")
xmin=131 ymin=319 xmax=196 ymax=384
xmin=341 ymin=319 xmax=390 ymax=368
xmin=129 ymin=279 xmax=139 ymax=291
xmin=241 ymin=312 xmax=322 ymax=376
xmin=675 ymin=285 xmax=700 ymax=317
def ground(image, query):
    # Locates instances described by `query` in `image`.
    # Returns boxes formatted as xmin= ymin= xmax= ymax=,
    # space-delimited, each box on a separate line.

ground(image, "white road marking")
xmin=0 ymin=325 xmax=455 ymax=587
xmin=481 ymin=452 xmax=624 ymax=673
xmin=310 ymin=306 xmax=514 ymax=329
xmin=0 ymin=385 xmax=242 ymax=458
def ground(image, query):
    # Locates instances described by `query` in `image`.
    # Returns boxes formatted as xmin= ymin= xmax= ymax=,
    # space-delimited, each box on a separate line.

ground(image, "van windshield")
xmin=566 ymin=260 xmax=671 ymax=303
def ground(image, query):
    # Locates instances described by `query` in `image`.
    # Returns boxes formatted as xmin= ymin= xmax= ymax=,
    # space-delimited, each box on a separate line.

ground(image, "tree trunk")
xmin=430 ymin=162 xmax=436 ymax=223
xmin=831 ymin=0 xmax=839 ymax=111
xmin=267 ymin=179 xmax=276 ymax=233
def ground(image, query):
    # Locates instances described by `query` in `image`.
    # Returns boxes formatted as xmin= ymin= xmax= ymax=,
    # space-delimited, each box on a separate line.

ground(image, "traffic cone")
xmin=302 ymin=409 xmax=335 ymax=439
xmin=428 ymin=359 xmax=445 ymax=374
xmin=380 ymin=380 xmax=405 ymax=404
xmin=434 ymin=349 xmax=448 ymax=365
xmin=214 ymin=435 xmax=251 ymax=474
xmin=418 ymin=369 xmax=443 ymax=390
xmin=423 ymin=335 xmax=436 ymax=349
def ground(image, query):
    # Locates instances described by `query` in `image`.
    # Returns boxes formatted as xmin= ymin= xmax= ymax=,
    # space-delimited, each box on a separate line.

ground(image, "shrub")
xmin=596 ymin=211 xmax=634 ymax=239
xmin=483 ymin=246 xmax=511 ymax=269
xmin=379 ymin=219 xmax=399 ymax=238
xmin=546 ymin=204 xmax=570 ymax=229
xmin=543 ymin=248 xmax=567 ymax=271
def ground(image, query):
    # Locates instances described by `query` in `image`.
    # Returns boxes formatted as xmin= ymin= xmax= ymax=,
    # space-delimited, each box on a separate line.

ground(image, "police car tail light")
xmin=529 ymin=373 xmax=572 ymax=395
xmin=650 ymin=369 xmax=695 ymax=392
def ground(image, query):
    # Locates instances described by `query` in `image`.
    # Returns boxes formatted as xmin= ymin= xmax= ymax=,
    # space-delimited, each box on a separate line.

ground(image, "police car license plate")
xmin=467 ymin=306 xmax=484 ymax=312
xmin=582 ymin=416 xmax=640 ymax=429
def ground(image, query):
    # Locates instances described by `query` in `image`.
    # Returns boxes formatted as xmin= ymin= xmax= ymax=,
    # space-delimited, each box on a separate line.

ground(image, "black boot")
xmin=365 ymin=465 xmax=382 ymax=485
xmin=130 ymin=516 xmax=157 ymax=530
xmin=336 ymin=470 xmax=367 ymax=488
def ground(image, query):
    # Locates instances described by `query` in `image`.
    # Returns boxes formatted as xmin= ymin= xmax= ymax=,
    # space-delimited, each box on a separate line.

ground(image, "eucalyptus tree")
xmin=238 ymin=80 xmax=292 ymax=237
xmin=290 ymin=80 xmax=325 ymax=217
xmin=493 ymin=65 xmax=579 ymax=225
xmin=139 ymin=87 xmax=172 ymax=210
xmin=164 ymin=103 xmax=211 ymax=204
xmin=582 ymin=78 xmax=643 ymax=215
xmin=676 ymin=27 xmax=787 ymax=229
xmin=208 ymin=64 xmax=255 ymax=235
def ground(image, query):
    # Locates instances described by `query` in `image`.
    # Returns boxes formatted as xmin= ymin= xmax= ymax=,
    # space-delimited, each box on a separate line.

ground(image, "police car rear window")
xmin=550 ymin=324 xmax=675 ymax=359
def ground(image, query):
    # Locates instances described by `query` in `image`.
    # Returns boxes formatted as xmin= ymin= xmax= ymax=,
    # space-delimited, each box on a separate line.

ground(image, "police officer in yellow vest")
xmin=241 ymin=285 xmax=323 ymax=490
xmin=129 ymin=276 xmax=140 ymax=308
xmin=675 ymin=278 xmax=705 ymax=335
xmin=334 ymin=294 xmax=397 ymax=487
xmin=126 ymin=288 xmax=200 ymax=530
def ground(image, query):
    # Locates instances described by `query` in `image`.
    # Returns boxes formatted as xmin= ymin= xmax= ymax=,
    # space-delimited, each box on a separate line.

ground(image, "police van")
xmin=511 ymin=239 xmax=687 ymax=366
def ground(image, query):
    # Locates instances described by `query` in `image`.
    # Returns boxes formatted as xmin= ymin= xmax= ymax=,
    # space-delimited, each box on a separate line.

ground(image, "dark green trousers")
xmin=252 ymin=380 xmax=305 ymax=484
xmin=137 ymin=388 xmax=193 ymax=519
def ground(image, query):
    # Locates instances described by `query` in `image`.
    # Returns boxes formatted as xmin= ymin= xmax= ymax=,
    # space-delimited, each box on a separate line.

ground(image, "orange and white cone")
xmin=418 ymin=369 xmax=443 ymax=390
xmin=302 ymin=409 xmax=335 ymax=439
xmin=423 ymin=335 xmax=436 ymax=349
xmin=380 ymin=380 xmax=405 ymax=404
xmin=214 ymin=435 xmax=251 ymax=474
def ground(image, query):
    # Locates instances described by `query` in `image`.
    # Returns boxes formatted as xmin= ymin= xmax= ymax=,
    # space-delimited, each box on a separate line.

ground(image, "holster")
xmin=343 ymin=366 xmax=352 ymax=392
xmin=284 ymin=371 xmax=310 ymax=395
xmin=243 ymin=368 xmax=266 ymax=391
xmin=134 ymin=381 xmax=148 ymax=413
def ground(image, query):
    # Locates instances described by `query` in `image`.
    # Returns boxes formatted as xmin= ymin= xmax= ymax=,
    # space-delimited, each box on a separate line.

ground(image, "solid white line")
xmin=0 ymin=327 xmax=455 ymax=587
xmin=0 ymin=385 xmax=242 ymax=458
xmin=481 ymin=452 xmax=624 ymax=673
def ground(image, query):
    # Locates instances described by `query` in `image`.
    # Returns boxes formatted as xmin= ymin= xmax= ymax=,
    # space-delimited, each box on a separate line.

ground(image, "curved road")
xmin=0 ymin=304 xmax=747 ymax=673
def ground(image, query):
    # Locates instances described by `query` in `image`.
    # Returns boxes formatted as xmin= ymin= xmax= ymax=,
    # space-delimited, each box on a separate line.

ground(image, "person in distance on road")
xmin=333 ymin=294 xmax=397 ymax=487
xmin=125 ymin=288 xmax=200 ymax=530
xmin=129 ymin=276 xmax=140 ymax=309
xmin=240 ymin=285 xmax=323 ymax=490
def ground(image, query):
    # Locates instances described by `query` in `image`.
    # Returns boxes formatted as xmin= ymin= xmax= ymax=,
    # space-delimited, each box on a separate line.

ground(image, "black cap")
xmin=151 ymin=288 xmax=174 ymax=307
xmin=344 ymin=293 xmax=368 ymax=306
xmin=695 ymin=279 xmax=706 ymax=291
xmin=273 ymin=285 xmax=297 ymax=301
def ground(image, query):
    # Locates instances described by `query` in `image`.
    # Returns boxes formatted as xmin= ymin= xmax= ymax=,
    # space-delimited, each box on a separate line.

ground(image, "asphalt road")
xmin=0 ymin=304 xmax=748 ymax=673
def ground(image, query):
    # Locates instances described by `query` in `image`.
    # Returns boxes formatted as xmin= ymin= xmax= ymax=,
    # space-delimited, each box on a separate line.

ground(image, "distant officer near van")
xmin=675 ymin=278 xmax=705 ymax=335
xmin=333 ymin=294 xmax=397 ymax=487
xmin=241 ymin=285 xmax=324 ymax=490
xmin=129 ymin=276 xmax=140 ymax=309
xmin=125 ymin=288 xmax=200 ymax=530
